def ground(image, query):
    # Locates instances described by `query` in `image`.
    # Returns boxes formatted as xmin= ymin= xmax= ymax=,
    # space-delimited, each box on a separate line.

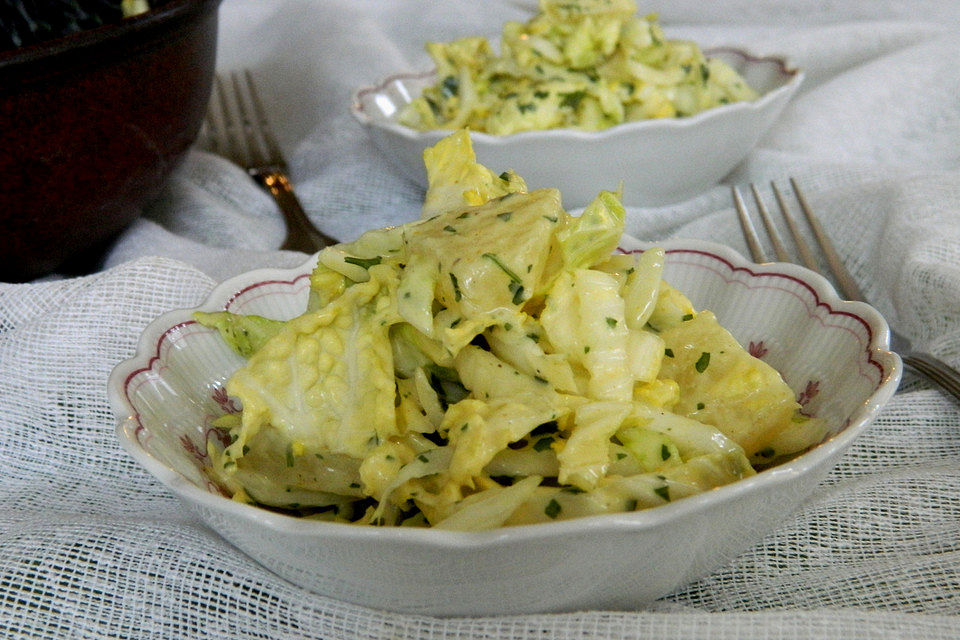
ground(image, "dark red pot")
xmin=0 ymin=0 xmax=223 ymax=281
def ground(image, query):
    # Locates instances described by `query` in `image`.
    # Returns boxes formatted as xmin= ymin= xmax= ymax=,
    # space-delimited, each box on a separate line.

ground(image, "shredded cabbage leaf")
xmin=199 ymin=129 xmax=827 ymax=529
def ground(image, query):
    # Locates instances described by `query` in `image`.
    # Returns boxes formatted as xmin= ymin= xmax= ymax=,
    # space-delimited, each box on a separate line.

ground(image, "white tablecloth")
xmin=2 ymin=1 xmax=960 ymax=637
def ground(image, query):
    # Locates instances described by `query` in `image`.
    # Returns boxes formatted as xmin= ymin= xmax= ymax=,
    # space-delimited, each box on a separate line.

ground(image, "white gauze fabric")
xmin=2 ymin=1 xmax=959 ymax=637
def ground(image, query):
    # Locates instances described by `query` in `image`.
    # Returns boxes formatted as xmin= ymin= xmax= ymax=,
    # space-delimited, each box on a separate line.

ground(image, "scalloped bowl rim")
xmin=351 ymin=47 xmax=804 ymax=145
xmin=109 ymin=236 xmax=901 ymax=550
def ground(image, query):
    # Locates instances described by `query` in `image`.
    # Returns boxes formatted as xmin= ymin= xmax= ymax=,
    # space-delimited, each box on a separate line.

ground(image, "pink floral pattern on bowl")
xmin=106 ymin=238 xmax=901 ymax=616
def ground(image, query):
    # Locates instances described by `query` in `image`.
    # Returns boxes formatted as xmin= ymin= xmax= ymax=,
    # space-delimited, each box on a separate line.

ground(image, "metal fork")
xmin=204 ymin=70 xmax=337 ymax=252
xmin=732 ymin=178 xmax=960 ymax=402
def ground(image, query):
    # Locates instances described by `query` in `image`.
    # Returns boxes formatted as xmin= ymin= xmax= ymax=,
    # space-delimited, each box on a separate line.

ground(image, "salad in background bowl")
xmin=109 ymin=130 xmax=900 ymax=616
xmin=352 ymin=0 xmax=803 ymax=208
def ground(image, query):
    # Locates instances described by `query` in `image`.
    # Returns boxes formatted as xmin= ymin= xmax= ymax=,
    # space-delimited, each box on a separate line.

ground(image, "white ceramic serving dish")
xmin=352 ymin=49 xmax=803 ymax=209
xmin=108 ymin=238 xmax=900 ymax=617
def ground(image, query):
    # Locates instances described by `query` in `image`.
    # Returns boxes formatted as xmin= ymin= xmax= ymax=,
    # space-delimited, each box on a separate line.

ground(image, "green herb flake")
xmin=661 ymin=444 xmax=671 ymax=460
xmin=482 ymin=253 xmax=523 ymax=283
xmin=696 ymin=402 xmax=705 ymax=410
xmin=606 ymin=317 xmax=618 ymax=328
xmin=533 ymin=436 xmax=554 ymax=452
xmin=526 ymin=332 xmax=540 ymax=343
xmin=560 ymin=90 xmax=586 ymax=109
xmin=509 ymin=282 xmax=525 ymax=305
xmin=544 ymin=499 xmax=562 ymax=519
xmin=518 ymin=103 xmax=536 ymax=114
xmin=616 ymin=452 xmax=627 ymax=460
xmin=450 ymin=318 xmax=462 ymax=328
xmin=682 ymin=313 xmax=694 ymax=321
xmin=700 ymin=63 xmax=710 ymax=82
xmin=349 ymin=482 xmax=361 ymax=489
xmin=418 ymin=454 xmax=430 ymax=463
xmin=626 ymin=499 xmax=638 ymax=511
xmin=497 ymin=211 xmax=513 ymax=221
xmin=499 ymin=172 xmax=511 ymax=181
xmin=584 ymin=346 xmax=591 ymax=354
xmin=441 ymin=74 xmax=460 ymax=98
xmin=533 ymin=375 xmax=549 ymax=385
xmin=504 ymin=323 xmax=513 ymax=331
xmin=343 ymin=255 xmax=382 ymax=270
xmin=443 ymin=225 xmax=457 ymax=233
xmin=664 ymin=348 xmax=674 ymax=358
xmin=654 ymin=485 xmax=671 ymax=502
xmin=695 ymin=352 xmax=711 ymax=373
xmin=449 ymin=272 xmax=462 ymax=301
xmin=543 ymin=215 xmax=558 ymax=223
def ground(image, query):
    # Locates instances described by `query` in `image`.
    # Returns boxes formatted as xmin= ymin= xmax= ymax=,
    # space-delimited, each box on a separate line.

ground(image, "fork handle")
xmin=902 ymin=351 xmax=960 ymax=403
xmin=251 ymin=169 xmax=338 ymax=253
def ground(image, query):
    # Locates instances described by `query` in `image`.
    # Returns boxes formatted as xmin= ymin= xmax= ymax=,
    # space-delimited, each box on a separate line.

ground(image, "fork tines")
xmin=732 ymin=179 xmax=865 ymax=302
xmin=205 ymin=70 xmax=285 ymax=172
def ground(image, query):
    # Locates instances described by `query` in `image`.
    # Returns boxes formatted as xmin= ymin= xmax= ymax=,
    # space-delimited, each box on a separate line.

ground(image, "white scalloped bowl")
xmin=352 ymin=49 xmax=803 ymax=209
xmin=108 ymin=238 xmax=900 ymax=617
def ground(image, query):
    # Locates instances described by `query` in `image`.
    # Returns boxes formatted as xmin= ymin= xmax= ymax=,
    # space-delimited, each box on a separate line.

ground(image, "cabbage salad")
xmin=197 ymin=130 xmax=826 ymax=530
xmin=398 ymin=0 xmax=759 ymax=135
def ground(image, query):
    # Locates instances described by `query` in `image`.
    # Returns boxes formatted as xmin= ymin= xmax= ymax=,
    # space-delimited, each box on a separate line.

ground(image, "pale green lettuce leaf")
xmin=222 ymin=267 xmax=400 ymax=462
xmin=193 ymin=311 xmax=284 ymax=358
xmin=421 ymin=129 xmax=526 ymax=218
xmin=556 ymin=190 xmax=625 ymax=270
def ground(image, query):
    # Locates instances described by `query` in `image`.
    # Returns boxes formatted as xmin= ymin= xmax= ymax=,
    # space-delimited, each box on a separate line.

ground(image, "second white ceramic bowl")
xmin=352 ymin=48 xmax=803 ymax=209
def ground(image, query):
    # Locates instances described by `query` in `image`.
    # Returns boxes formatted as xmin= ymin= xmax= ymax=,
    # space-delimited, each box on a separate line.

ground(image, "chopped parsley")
xmin=343 ymin=256 xmax=382 ymax=270
xmin=441 ymin=74 xmax=460 ymax=98
xmin=449 ymin=272 xmax=462 ymax=301
xmin=695 ymin=352 xmax=711 ymax=373
xmin=664 ymin=348 xmax=674 ymax=358
xmin=654 ymin=485 xmax=671 ymax=502
xmin=533 ymin=436 xmax=554 ymax=452
xmin=509 ymin=282 xmax=525 ymax=305
xmin=559 ymin=89 xmax=586 ymax=109
xmin=482 ymin=252 xmax=523 ymax=283
xmin=544 ymin=499 xmax=562 ymax=519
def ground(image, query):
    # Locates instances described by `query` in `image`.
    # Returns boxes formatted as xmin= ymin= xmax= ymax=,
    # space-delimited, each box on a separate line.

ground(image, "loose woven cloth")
xmin=2 ymin=1 xmax=960 ymax=637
